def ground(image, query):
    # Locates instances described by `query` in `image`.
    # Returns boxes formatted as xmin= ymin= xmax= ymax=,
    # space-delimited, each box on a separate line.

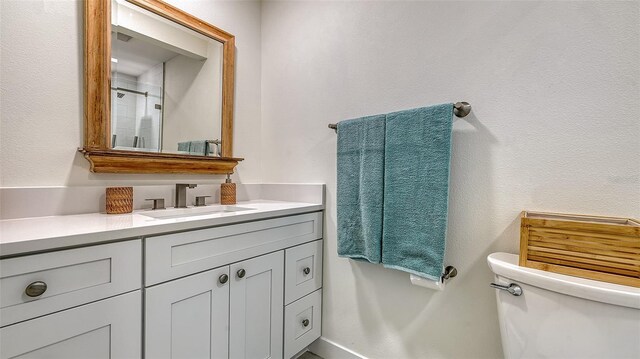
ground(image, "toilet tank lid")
xmin=487 ymin=252 xmax=640 ymax=310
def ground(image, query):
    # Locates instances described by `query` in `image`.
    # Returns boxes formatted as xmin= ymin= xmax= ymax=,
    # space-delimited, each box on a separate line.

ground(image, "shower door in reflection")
xmin=111 ymin=65 xmax=164 ymax=152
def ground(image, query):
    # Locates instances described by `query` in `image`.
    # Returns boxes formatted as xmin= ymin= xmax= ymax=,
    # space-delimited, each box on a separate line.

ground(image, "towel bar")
xmin=328 ymin=101 xmax=471 ymax=132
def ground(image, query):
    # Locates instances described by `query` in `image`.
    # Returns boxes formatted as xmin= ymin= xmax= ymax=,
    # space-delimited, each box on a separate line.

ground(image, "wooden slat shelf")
xmin=519 ymin=211 xmax=640 ymax=288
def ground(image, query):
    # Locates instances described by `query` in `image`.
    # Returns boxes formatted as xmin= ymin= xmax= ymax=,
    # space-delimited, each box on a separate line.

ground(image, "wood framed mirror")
xmin=81 ymin=0 xmax=242 ymax=174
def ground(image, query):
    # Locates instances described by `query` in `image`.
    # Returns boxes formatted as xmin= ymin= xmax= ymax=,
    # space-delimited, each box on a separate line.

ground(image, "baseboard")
xmin=292 ymin=347 xmax=310 ymax=359
xmin=309 ymin=337 xmax=368 ymax=359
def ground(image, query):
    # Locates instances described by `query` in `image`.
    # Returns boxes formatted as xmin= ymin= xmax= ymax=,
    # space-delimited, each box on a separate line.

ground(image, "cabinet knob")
xmin=303 ymin=267 xmax=311 ymax=275
xmin=302 ymin=319 xmax=310 ymax=327
xmin=219 ymin=274 xmax=229 ymax=284
xmin=25 ymin=281 xmax=47 ymax=297
xmin=237 ymin=269 xmax=246 ymax=278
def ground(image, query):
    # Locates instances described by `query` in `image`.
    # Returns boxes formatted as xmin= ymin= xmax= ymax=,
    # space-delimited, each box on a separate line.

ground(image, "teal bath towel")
xmin=382 ymin=104 xmax=454 ymax=280
xmin=336 ymin=115 xmax=386 ymax=263
xmin=177 ymin=141 xmax=191 ymax=152
xmin=189 ymin=141 xmax=208 ymax=155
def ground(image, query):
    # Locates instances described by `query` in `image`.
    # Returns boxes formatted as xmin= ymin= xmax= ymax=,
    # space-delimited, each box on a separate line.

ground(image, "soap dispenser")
xmin=220 ymin=173 xmax=236 ymax=205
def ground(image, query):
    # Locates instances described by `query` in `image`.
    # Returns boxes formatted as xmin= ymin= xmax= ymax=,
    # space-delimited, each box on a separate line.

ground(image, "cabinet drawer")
xmin=0 ymin=291 xmax=141 ymax=359
xmin=0 ymin=240 xmax=142 ymax=327
xmin=146 ymin=212 xmax=323 ymax=285
xmin=285 ymin=240 xmax=323 ymax=304
xmin=284 ymin=289 xmax=322 ymax=359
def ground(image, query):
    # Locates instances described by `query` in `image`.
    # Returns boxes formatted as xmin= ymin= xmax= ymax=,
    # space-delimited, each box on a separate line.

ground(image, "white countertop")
xmin=0 ymin=200 xmax=324 ymax=257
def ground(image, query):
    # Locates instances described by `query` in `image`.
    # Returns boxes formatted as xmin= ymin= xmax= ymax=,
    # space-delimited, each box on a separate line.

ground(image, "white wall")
xmin=0 ymin=0 xmax=262 ymax=186
xmin=156 ymin=0 xmax=262 ymax=170
xmin=260 ymin=1 xmax=639 ymax=358
xmin=163 ymin=41 xmax=222 ymax=151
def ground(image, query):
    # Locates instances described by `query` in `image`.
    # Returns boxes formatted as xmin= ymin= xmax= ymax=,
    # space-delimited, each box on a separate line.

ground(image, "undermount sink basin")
xmin=140 ymin=205 xmax=255 ymax=219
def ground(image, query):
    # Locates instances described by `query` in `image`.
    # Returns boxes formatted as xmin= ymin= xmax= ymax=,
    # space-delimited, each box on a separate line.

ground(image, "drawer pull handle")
xmin=303 ymin=267 xmax=311 ymax=275
xmin=25 ymin=281 xmax=47 ymax=297
xmin=237 ymin=269 xmax=246 ymax=278
xmin=302 ymin=319 xmax=310 ymax=327
xmin=219 ymin=274 xmax=229 ymax=284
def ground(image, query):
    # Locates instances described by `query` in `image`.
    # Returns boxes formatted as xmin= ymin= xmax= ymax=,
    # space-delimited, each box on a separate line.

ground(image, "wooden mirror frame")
xmin=81 ymin=0 xmax=242 ymax=174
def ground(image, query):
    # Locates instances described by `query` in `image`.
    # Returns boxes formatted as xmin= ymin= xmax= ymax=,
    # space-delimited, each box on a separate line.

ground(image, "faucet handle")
xmin=145 ymin=198 xmax=166 ymax=210
xmin=195 ymin=196 xmax=211 ymax=207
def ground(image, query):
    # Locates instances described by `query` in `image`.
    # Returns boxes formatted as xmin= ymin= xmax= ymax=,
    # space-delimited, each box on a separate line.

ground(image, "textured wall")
xmin=0 ymin=0 xmax=262 ymax=186
xmin=260 ymin=1 xmax=640 ymax=358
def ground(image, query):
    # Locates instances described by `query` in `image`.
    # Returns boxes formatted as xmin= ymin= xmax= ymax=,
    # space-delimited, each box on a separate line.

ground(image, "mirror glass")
xmin=110 ymin=0 xmax=223 ymax=156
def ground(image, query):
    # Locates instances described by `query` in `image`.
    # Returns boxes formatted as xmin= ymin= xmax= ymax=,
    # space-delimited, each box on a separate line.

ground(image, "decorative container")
xmin=519 ymin=211 xmax=640 ymax=287
xmin=106 ymin=187 xmax=133 ymax=214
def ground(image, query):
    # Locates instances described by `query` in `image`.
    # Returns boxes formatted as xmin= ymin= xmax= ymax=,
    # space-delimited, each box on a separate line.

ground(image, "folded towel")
xmin=382 ymin=103 xmax=453 ymax=280
xmin=177 ymin=141 xmax=191 ymax=152
xmin=336 ymin=115 xmax=386 ymax=263
xmin=189 ymin=140 xmax=207 ymax=155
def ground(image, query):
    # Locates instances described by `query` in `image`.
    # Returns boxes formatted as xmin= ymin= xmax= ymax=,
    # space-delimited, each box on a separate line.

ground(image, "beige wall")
xmin=0 ymin=0 xmax=262 ymax=186
xmin=260 ymin=1 xmax=640 ymax=358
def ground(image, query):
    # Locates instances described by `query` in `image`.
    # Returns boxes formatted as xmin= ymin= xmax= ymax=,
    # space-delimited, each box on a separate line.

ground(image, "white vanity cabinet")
xmin=0 ymin=209 xmax=324 ymax=359
xmin=0 ymin=240 xmax=143 ymax=359
xmin=0 ymin=291 xmax=141 ymax=359
xmin=144 ymin=212 xmax=324 ymax=359
xmin=229 ymin=251 xmax=284 ymax=359
xmin=145 ymin=266 xmax=231 ymax=359
xmin=283 ymin=240 xmax=323 ymax=358
xmin=145 ymin=252 xmax=285 ymax=359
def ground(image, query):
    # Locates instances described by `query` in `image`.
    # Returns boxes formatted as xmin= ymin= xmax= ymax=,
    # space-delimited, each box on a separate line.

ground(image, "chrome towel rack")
xmin=328 ymin=101 xmax=471 ymax=132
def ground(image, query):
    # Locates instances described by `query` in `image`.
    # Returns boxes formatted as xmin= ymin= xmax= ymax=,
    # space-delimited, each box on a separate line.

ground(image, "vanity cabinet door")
xmin=0 ymin=291 xmax=141 ymax=359
xmin=229 ymin=251 xmax=284 ymax=359
xmin=145 ymin=266 xmax=230 ymax=359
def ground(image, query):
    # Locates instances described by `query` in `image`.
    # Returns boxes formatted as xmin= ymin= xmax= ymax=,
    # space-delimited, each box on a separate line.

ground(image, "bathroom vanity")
xmin=0 ymin=200 xmax=324 ymax=359
xmin=2 ymin=0 xmax=322 ymax=355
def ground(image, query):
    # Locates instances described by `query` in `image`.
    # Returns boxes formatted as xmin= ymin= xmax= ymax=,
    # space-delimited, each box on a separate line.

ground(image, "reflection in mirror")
xmin=110 ymin=0 xmax=223 ymax=156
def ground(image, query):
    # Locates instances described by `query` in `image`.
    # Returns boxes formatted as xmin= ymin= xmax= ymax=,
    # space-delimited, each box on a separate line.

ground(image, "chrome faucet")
xmin=175 ymin=184 xmax=197 ymax=208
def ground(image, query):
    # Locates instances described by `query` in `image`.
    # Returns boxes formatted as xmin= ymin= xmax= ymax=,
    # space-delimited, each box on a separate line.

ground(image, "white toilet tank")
xmin=487 ymin=252 xmax=640 ymax=359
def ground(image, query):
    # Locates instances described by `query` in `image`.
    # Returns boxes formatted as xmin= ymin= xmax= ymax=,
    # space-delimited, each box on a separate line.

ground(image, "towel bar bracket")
xmin=442 ymin=265 xmax=458 ymax=281
xmin=453 ymin=102 xmax=471 ymax=118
